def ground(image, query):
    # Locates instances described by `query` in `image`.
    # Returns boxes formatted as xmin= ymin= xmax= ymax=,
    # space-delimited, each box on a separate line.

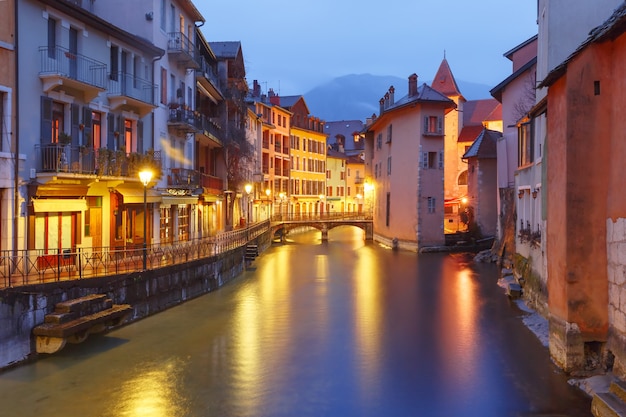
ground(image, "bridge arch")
xmin=271 ymin=220 xmax=373 ymax=242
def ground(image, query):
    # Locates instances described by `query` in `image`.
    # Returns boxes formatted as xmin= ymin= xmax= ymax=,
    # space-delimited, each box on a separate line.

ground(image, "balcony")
xmin=39 ymin=45 xmax=107 ymax=101
xmin=354 ymin=177 xmax=364 ymax=184
xmin=196 ymin=56 xmax=223 ymax=99
xmin=196 ymin=114 xmax=222 ymax=145
xmin=167 ymin=32 xmax=199 ymax=69
xmin=199 ymin=172 xmax=224 ymax=194
xmin=35 ymin=144 xmax=161 ymax=178
xmin=168 ymin=168 xmax=199 ymax=189
xmin=108 ymin=72 xmax=158 ymax=117
xmin=168 ymin=105 xmax=200 ymax=133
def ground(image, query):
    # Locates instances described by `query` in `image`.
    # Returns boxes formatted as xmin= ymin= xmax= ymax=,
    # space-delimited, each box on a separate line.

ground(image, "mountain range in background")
xmin=302 ymin=73 xmax=494 ymax=122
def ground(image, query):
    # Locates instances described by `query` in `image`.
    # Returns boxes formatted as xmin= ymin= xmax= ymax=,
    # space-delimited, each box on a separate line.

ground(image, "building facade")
xmin=364 ymin=74 xmax=455 ymax=250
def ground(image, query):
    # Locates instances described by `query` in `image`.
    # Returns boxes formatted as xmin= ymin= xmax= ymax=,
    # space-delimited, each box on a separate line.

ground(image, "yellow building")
xmin=325 ymin=149 xmax=347 ymax=213
xmin=345 ymin=154 xmax=365 ymax=213
xmin=280 ymin=95 xmax=327 ymax=216
xmin=248 ymin=85 xmax=291 ymax=216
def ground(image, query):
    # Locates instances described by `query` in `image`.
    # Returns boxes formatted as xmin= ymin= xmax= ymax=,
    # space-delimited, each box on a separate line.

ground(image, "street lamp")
xmin=139 ymin=169 xmax=153 ymax=270
xmin=244 ymin=183 xmax=252 ymax=224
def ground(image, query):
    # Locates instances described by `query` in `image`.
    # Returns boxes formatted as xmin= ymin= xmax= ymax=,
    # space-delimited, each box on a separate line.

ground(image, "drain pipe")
xmin=13 ymin=0 xmax=20 ymax=275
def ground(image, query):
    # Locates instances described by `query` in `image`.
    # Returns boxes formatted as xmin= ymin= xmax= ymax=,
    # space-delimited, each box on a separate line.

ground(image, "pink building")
xmin=364 ymin=74 xmax=455 ymax=250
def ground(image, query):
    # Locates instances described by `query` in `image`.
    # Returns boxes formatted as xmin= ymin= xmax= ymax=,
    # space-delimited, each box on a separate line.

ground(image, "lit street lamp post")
xmin=139 ymin=169 xmax=153 ymax=270
xmin=244 ymin=183 xmax=252 ymax=224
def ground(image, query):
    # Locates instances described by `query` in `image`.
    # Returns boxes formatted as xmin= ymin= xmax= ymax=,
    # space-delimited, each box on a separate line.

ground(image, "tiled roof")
xmin=391 ymin=83 xmax=454 ymax=109
xmin=431 ymin=58 xmax=463 ymax=97
xmin=327 ymin=148 xmax=348 ymax=159
xmin=463 ymin=99 xmax=501 ymax=126
xmin=279 ymin=95 xmax=303 ymax=109
xmin=462 ymin=128 xmax=501 ymax=159
xmin=540 ymin=2 xmax=626 ymax=87
xmin=324 ymin=120 xmax=365 ymax=151
xmin=458 ymin=125 xmax=485 ymax=143
xmin=209 ymin=41 xmax=242 ymax=59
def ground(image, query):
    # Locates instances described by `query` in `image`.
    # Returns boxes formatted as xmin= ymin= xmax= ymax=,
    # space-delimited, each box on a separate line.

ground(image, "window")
xmin=110 ymin=45 xmax=119 ymax=81
xmin=376 ymin=133 xmax=382 ymax=149
xmin=518 ymin=120 xmax=534 ymax=167
xmin=458 ymin=170 xmax=468 ymax=186
xmin=124 ymin=119 xmax=133 ymax=152
xmin=386 ymin=124 xmax=392 ymax=143
xmin=0 ymin=91 xmax=4 ymax=152
xmin=47 ymin=18 xmax=56 ymax=59
xmin=427 ymin=197 xmax=436 ymax=213
xmin=92 ymin=111 xmax=101 ymax=148
xmin=421 ymin=151 xmax=443 ymax=169
xmin=160 ymin=67 xmax=167 ymax=105
xmin=160 ymin=207 xmax=172 ymax=244
xmin=387 ymin=156 xmax=392 ymax=175
xmin=424 ymin=116 xmax=443 ymax=135
xmin=170 ymin=4 xmax=176 ymax=32
xmin=160 ymin=0 xmax=166 ymax=30
xmin=178 ymin=205 xmax=189 ymax=241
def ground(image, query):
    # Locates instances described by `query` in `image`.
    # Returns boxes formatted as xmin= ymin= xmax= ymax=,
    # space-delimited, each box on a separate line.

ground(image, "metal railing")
xmin=0 ymin=220 xmax=270 ymax=289
xmin=271 ymin=212 xmax=373 ymax=222
xmin=108 ymin=72 xmax=157 ymax=105
xmin=39 ymin=45 xmax=107 ymax=90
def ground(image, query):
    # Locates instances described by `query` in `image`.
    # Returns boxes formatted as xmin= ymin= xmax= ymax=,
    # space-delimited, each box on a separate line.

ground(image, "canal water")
xmin=0 ymin=228 xmax=592 ymax=417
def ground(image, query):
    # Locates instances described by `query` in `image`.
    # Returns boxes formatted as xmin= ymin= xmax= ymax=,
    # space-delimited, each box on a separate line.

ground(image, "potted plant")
xmin=58 ymin=132 xmax=72 ymax=145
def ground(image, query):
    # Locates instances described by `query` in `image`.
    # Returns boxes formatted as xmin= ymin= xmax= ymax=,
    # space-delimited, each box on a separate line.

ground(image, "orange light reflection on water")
xmin=439 ymin=260 xmax=478 ymax=385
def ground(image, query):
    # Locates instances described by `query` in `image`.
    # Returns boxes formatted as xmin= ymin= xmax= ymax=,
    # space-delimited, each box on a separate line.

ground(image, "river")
xmin=0 ymin=227 xmax=592 ymax=416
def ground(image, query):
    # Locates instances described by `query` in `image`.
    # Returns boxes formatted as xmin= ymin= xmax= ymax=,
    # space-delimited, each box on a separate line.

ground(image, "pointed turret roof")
xmin=431 ymin=57 xmax=463 ymax=98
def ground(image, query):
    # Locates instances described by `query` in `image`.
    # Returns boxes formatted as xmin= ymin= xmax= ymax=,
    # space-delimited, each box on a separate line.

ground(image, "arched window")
xmin=458 ymin=170 xmax=468 ymax=186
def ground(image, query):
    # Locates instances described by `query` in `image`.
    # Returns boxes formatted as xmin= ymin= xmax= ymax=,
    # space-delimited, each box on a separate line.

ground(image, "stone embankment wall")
xmin=0 ymin=232 xmax=271 ymax=371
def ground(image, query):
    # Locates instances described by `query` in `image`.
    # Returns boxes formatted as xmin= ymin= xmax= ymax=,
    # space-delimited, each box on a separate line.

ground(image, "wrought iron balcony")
xmin=196 ymin=114 xmax=222 ymax=144
xmin=167 ymin=32 xmax=199 ymax=69
xmin=168 ymin=105 xmax=200 ymax=133
xmin=35 ymin=144 xmax=161 ymax=178
xmin=108 ymin=72 xmax=157 ymax=117
xmin=199 ymin=172 xmax=224 ymax=193
xmin=168 ymin=168 xmax=199 ymax=189
xmin=39 ymin=45 xmax=107 ymax=101
xmin=196 ymin=56 xmax=223 ymax=97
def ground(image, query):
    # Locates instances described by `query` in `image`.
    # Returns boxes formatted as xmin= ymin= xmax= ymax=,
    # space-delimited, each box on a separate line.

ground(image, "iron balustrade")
xmin=0 ymin=219 xmax=271 ymax=289
xmin=39 ymin=45 xmax=107 ymax=90
xmin=271 ymin=212 xmax=373 ymax=222
xmin=108 ymin=72 xmax=157 ymax=105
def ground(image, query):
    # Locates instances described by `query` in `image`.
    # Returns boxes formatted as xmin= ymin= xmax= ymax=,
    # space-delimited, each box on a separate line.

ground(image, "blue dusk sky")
xmin=197 ymin=1 xmax=538 ymax=96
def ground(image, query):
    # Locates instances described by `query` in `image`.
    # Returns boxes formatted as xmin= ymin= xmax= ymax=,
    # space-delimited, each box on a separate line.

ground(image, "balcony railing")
xmin=39 ymin=45 xmax=107 ymax=90
xmin=108 ymin=72 xmax=157 ymax=105
xmin=199 ymin=172 xmax=223 ymax=192
xmin=35 ymin=144 xmax=162 ymax=177
xmin=354 ymin=177 xmax=365 ymax=184
xmin=168 ymin=168 xmax=199 ymax=188
xmin=168 ymin=105 xmax=200 ymax=132
xmin=196 ymin=56 xmax=222 ymax=91
xmin=167 ymin=32 xmax=199 ymax=69
xmin=197 ymin=114 xmax=222 ymax=142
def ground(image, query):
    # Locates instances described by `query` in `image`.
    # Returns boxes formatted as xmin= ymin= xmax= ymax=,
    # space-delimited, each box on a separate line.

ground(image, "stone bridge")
xmin=270 ymin=213 xmax=373 ymax=241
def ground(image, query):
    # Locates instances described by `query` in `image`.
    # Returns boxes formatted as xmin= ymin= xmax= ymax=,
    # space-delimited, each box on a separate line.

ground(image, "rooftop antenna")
xmin=444 ymin=49 xmax=446 ymax=59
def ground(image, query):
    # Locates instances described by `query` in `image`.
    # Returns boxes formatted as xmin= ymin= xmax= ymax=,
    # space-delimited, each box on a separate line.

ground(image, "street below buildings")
xmin=0 ymin=227 xmax=592 ymax=416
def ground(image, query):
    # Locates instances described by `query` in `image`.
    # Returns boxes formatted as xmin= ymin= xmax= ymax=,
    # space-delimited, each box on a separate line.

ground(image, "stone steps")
xmin=33 ymin=294 xmax=132 ymax=354
xmin=245 ymin=244 xmax=258 ymax=261
xmin=592 ymin=380 xmax=626 ymax=416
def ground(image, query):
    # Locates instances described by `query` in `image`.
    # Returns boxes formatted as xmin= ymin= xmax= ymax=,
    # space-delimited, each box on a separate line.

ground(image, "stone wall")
xmin=0 ymin=231 xmax=271 ymax=371
xmin=607 ymin=217 xmax=626 ymax=377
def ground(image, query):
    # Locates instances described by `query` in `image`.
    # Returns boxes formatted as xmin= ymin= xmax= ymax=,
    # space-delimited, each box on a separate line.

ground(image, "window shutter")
xmin=118 ymin=116 xmax=125 ymax=150
xmin=438 ymin=150 xmax=444 ymax=169
xmin=437 ymin=116 xmax=443 ymax=134
xmin=82 ymin=107 xmax=92 ymax=146
xmin=106 ymin=113 xmax=115 ymax=149
xmin=423 ymin=116 xmax=429 ymax=134
xmin=421 ymin=152 xmax=428 ymax=169
xmin=137 ymin=119 xmax=144 ymax=153
xmin=71 ymin=103 xmax=80 ymax=146
xmin=40 ymin=96 xmax=53 ymax=143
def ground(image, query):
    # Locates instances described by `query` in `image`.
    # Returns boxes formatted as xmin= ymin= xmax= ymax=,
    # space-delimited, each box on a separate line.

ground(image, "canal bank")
xmin=0 ymin=230 xmax=273 ymax=371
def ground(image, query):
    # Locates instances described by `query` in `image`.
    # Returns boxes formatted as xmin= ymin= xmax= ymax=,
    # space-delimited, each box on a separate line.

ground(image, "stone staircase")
xmin=245 ymin=244 xmax=258 ymax=261
xmin=592 ymin=380 xmax=626 ymax=416
xmin=33 ymin=294 xmax=131 ymax=354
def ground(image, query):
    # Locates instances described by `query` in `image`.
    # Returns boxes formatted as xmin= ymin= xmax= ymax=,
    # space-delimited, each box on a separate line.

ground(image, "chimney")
xmin=384 ymin=92 xmax=390 ymax=109
xmin=253 ymin=80 xmax=261 ymax=97
xmin=268 ymin=88 xmax=280 ymax=106
xmin=389 ymin=86 xmax=395 ymax=105
xmin=379 ymin=97 xmax=385 ymax=115
xmin=408 ymin=74 xmax=418 ymax=97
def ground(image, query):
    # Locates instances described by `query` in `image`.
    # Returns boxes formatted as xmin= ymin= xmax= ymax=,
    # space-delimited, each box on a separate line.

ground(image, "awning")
xmin=33 ymin=198 xmax=87 ymax=213
xmin=115 ymin=186 xmax=162 ymax=204
xmin=161 ymin=196 xmax=199 ymax=206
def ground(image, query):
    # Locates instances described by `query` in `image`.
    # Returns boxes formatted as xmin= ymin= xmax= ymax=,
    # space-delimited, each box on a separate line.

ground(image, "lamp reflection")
xmin=108 ymin=359 xmax=188 ymax=417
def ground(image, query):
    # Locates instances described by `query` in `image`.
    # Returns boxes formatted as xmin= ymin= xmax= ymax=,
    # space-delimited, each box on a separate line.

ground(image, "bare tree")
xmin=512 ymin=72 xmax=537 ymax=122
